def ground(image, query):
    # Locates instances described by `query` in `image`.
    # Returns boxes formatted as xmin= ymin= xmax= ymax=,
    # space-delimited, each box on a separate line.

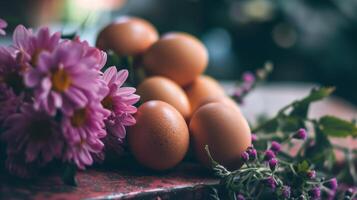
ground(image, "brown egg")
xmin=198 ymin=96 xmax=241 ymax=114
xmin=143 ymin=32 xmax=208 ymax=86
xmin=185 ymin=75 xmax=226 ymax=112
xmin=137 ymin=76 xmax=191 ymax=119
xmin=96 ymin=16 xmax=158 ymax=56
xmin=190 ymin=102 xmax=251 ymax=170
xmin=128 ymin=101 xmax=189 ymax=170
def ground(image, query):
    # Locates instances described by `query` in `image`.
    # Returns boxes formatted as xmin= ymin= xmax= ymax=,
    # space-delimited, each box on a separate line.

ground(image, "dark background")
xmin=1 ymin=0 xmax=357 ymax=105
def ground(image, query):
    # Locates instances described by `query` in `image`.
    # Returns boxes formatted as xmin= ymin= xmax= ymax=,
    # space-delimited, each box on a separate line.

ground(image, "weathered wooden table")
xmin=1 ymin=83 xmax=356 ymax=200
xmin=0 ymin=161 xmax=219 ymax=200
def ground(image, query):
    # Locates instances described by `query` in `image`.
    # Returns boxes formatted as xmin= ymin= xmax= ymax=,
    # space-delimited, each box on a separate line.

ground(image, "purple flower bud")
xmin=248 ymin=148 xmax=257 ymax=160
xmin=243 ymin=72 xmax=255 ymax=83
xmin=241 ymin=151 xmax=249 ymax=162
xmin=236 ymin=194 xmax=245 ymax=200
xmin=307 ymin=170 xmax=316 ymax=179
xmin=270 ymin=141 xmax=281 ymax=152
xmin=327 ymin=190 xmax=336 ymax=200
xmin=281 ymin=186 xmax=291 ymax=198
xmin=324 ymin=178 xmax=338 ymax=191
xmin=265 ymin=176 xmax=276 ymax=190
xmin=269 ymin=158 xmax=278 ymax=171
xmin=309 ymin=187 xmax=321 ymax=199
xmin=345 ymin=188 xmax=354 ymax=197
xmin=264 ymin=150 xmax=276 ymax=161
xmin=293 ymin=128 xmax=308 ymax=140
xmin=251 ymin=134 xmax=257 ymax=142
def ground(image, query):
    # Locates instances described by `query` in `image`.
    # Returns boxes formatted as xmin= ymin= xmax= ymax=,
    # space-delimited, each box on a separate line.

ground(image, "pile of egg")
xmin=96 ymin=16 xmax=252 ymax=171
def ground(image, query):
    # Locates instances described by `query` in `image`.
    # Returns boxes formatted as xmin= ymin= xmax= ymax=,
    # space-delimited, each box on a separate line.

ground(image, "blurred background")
xmin=1 ymin=0 xmax=357 ymax=105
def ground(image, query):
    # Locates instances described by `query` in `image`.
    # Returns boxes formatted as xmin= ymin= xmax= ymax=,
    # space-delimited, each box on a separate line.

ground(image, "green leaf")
xmin=300 ymin=87 xmax=335 ymax=103
xmin=319 ymin=116 xmax=357 ymax=137
xmin=252 ymin=118 xmax=279 ymax=133
xmin=102 ymin=51 xmax=120 ymax=71
xmin=289 ymin=103 xmax=309 ymax=118
xmin=205 ymin=145 xmax=231 ymax=177
xmin=289 ymin=87 xmax=335 ymax=118
xmin=296 ymin=160 xmax=310 ymax=173
xmin=61 ymin=32 xmax=77 ymax=40
xmin=279 ymin=116 xmax=305 ymax=133
xmin=62 ymin=163 xmax=77 ymax=186
xmin=253 ymin=87 xmax=334 ymax=133
xmin=305 ymin=127 xmax=335 ymax=170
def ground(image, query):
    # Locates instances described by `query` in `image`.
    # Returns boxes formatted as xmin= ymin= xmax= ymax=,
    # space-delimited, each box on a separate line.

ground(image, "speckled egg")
xmin=128 ymin=101 xmax=189 ymax=170
xmin=96 ymin=16 xmax=158 ymax=56
xmin=190 ymin=102 xmax=251 ymax=170
xmin=143 ymin=32 xmax=208 ymax=86
xmin=198 ymin=96 xmax=241 ymax=114
xmin=137 ymin=76 xmax=191 ymax=119
xmin=185 ymin=75 xmax=226 ymax=112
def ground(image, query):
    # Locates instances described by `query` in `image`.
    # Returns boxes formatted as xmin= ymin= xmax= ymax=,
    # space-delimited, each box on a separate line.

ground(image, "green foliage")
xmin=253 ymin=87 xmax=335 ymax=133
xmin=61 ymin=32 xmax=77 ymax=40
xmin=306 ymin=128 xmax=336 ymax=170
xmin=254 ymin=86 xmax=357 ymax=139
xmin=296 ymin=160 xmax=310 ymax=174
xmin=205 ymin=144 xmax=323 ymax=199
xmin=104 ymin=52 xmax=143 ymax=87
xmin=289 ymin=87 xmax=335 ymax=118
xmin=253 ymin=118 xmax=279 ymax=133
xmin=215 ymin=86 xmax=357 ymax=199
xmin=319 ymin=116 xmax=357 ymax=137
xmin=62 ymin=163 xmax=77 ymax=186
xmin=279 ymin=116 xmax=304 ymax=133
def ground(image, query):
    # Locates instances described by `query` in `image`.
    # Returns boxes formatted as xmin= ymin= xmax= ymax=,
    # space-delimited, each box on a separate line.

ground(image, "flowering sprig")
xmin=206 ymin=135 xmax=339 ymax=199
xmin=251 ymin=87 xmax=357 ymax=186
xmin=209 ymin=86 xmax=357 ymax=199
xmin=232 ymin=62 xmax=273 ymax=104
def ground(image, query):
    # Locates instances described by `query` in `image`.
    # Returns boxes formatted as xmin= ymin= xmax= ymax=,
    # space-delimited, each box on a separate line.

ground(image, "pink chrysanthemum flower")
xmin=101 ymin=67 xmax=139 ymax=151
xmin=0 ymin=84 xmax=21 ymax=125
xmin=62 ymin=102 xmax=110 ymax=169
xmin=4 ymin=154 xmax=35 ymax=178
xmin=0 ymin=46 xmax=25 ymax=94
xmin=24 ymin=41 xmax=108 ymax=116
xmin=0 ymin=18 xmax=7 ymax=36
xmin=0 ymin=47 xmax=23 ymax=125
xmin=12 ymin=25 xmax=61 ymax=67
xmin=1 ymin=104 xmax=64 ymax=166
xmin=73 ymin=37 xmax=107 ymax=70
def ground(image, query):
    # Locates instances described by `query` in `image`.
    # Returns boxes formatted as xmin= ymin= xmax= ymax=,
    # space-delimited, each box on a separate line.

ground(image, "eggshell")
xmin=198 ymin=96 xmax=241 ymax=114
xmin=137 ymin=76 xmax=191 ymax=119
xmin=128 ymin=101 xmax=189 ymax=170
xmin=189 ymin=102 xmax=251 ymax=170
xmin=143 ymin=32 xmax=208 ymax=86
xmin=185 ymin=75 xmax=226 ymax=112
xmin=96 ymin=16 xmax=158 ymax=56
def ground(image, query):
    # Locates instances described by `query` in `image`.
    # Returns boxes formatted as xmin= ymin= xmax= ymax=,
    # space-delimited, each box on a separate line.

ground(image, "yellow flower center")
xmin=51 ymin=68 xmax=71 ymax=92
xmin=71 ymin=108 xmax=87 ymax=127
xmin=101 ymin=95 xmax=114 ymax=110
